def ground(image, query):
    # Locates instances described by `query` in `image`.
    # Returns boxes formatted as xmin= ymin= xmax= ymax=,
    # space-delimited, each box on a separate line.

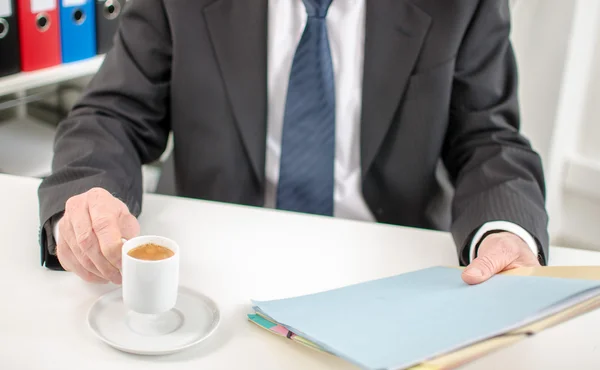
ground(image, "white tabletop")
xmin=0 ymin=173 xmax=599 ymax=369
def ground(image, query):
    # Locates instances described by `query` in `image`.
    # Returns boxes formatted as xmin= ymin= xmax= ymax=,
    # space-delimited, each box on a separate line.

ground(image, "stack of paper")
xmin=249 ymin=266 xmax=600 ymax=370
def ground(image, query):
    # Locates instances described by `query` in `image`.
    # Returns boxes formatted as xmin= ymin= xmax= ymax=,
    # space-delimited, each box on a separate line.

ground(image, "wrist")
xmin=469 ymin=221 xmax=540 ymax=263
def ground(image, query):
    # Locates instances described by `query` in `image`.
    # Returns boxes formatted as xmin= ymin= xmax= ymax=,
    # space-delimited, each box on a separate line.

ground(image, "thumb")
xmin=119 ymin=212 xmax=140 ymax=240
xmin=462 ymin=250 xmax=514 ymax=285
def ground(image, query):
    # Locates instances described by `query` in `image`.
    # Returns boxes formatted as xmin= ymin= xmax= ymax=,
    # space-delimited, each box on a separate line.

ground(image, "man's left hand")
xmin=462 ymin=232 xmax=540 ymax=285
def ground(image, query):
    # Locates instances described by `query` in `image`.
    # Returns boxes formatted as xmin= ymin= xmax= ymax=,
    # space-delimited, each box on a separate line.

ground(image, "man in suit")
xmin=38 ymin=0 xmax=547 ymax=286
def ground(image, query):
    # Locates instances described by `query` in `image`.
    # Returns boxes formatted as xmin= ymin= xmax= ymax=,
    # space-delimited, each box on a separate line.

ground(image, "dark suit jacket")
xmin=38 ymin=0 xmax=549 ymax=268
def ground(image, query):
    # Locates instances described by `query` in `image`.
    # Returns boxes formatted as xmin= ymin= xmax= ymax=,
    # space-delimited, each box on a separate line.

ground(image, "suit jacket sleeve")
xmin=37 ymin=0 xmax=172 ymax=268
xmin=443 ymin=0 xmax=548 ymax=265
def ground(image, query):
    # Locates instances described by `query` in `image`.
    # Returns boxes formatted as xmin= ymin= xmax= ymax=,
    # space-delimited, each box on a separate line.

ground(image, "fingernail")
xmin=465 ymin=267 xmax=483 ymax=277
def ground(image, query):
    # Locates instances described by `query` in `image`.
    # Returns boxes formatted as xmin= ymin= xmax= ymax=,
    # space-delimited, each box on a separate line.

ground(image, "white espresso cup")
xmin=122 ymin=235 xmax=180 ymax=315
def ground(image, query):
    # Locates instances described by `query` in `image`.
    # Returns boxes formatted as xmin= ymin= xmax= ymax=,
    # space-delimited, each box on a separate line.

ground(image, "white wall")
xmin=561 ymin=0 xmax=600 ymax=251
xmin=511 ymin=0 xmax=576 ymax=167
xmin=510 ymin=0 xmax=600 ymax=251
xmin=581 ymin=24 xmax=600 ymax=161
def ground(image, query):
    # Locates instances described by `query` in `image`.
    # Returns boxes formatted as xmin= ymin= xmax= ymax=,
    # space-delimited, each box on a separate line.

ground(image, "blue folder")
xmin=59 ymin=0 xmax=96 ymax=63
xmin=251 ymin=266 xmax=600 ymax=370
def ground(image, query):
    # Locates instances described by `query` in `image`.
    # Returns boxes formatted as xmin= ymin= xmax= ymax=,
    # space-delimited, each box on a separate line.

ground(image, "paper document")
xmin=250 ymin=266 xmax=600 ymax=370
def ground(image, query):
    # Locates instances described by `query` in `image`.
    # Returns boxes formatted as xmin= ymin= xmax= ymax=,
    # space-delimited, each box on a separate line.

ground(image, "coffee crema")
xmin=127 ymin=243 xmax=175 ymax=261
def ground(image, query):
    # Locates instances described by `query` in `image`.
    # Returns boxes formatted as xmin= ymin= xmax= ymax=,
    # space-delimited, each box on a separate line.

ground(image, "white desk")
xmin=0 ymin=173 xmax=598 ymax=369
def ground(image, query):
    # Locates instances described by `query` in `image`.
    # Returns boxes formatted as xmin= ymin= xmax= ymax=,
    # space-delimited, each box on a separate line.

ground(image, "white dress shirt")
xmin=54 ymin=0 xmax=539 ymax=262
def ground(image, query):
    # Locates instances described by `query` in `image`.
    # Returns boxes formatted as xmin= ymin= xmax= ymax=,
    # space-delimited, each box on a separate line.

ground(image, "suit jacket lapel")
xmin=360 ymin=0 xmax=432 ymax=177
xmin=203 ymin=0 xmax=268 ymax=185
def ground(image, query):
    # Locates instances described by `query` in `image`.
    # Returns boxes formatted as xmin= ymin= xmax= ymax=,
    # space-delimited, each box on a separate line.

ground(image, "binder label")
xmin=0 ymin=0 xmax=12 ymax=18
xmin=31 ymin=0 xmax=56 ymax=13
xmin=62 ymin=0 xmax=86 ymax=6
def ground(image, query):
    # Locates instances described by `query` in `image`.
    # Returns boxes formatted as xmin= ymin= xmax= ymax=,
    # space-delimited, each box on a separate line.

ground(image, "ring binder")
xmin=0 ymin=0 xmax=20 ymax=76
xmin=17 ymin=0 xmax=61 ymax=71
xmin=95 ymin=0 xmax=123 ymax=54
xmin=59 ymin=0 xmax=96 ymax=63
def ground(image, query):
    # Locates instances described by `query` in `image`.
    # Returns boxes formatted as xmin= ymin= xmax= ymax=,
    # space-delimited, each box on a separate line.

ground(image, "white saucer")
xmin=87 ymin=286 xmax=220 ymax=355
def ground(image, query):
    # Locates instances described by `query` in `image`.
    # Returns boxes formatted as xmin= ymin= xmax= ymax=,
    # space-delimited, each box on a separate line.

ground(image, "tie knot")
xmin=302 ymin=0 xmax=333 ymax=18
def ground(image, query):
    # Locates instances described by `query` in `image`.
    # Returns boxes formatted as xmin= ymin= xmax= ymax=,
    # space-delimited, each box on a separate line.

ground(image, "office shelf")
xmin=0 ymin=55 xmax=105 ymax=97
xmin=0 ymin=117 xmax=56 ymax=178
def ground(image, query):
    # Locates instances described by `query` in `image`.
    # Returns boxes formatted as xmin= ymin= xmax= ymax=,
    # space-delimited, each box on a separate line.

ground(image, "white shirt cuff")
xmin=53 ymin=217 xmax=62 ymax=244
xmin=469 ymin=221 xmax=539 ymax=262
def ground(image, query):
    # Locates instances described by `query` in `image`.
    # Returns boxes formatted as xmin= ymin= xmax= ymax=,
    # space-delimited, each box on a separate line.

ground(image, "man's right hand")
xmin=56 ymin=188 xmax=140 ymax=284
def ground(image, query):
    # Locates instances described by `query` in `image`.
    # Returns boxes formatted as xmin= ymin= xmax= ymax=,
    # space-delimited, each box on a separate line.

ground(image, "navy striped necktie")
xmin=276 ymin=0 xmax=335 ymax=216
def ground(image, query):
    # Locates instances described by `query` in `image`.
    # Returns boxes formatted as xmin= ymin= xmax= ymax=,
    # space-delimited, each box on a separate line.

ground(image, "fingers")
xmin=69 ymin=205 xmax=122 ymax=284
xmin=89 ymin=201 xmax=124 ymax=271
xmin=57 ymin=187 xmax=138 ymax=285
xmin=56 ymin=238 xmax=108 ymax=284
xmin=462 ymin=234 xmax=520 ymax=285
xmin=59 ymin=216 xmax=105 ymax=281
xmin=119 ymin=211 xmax=141 ymax=241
